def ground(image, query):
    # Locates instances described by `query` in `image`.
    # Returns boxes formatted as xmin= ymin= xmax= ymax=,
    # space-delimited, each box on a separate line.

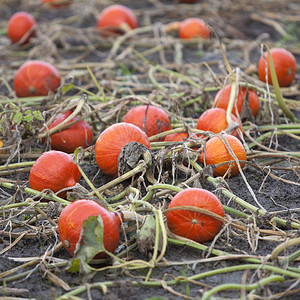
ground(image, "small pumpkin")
xmin=7 ymin=11 xmax=37 ymax=44
xmin=29 ymin=150 xmax=81 ymax=198
xmin=123 ymin=105 xmax=171 ymax=141
xmin=179 ymin=18 xmax=210 ymax=39
xmin=58 ymin=199 xmax=122 ymax=258
xmin=257 ymin=48 xmax=296 ymax=87
xmin=196 ymin=108 xmax=243 ymax=137
xmin=97 ymin=5 xmax=137 ymax=35
xmin=14 ymin=60 xmax=60 ymax=97
xmin=45 ymin=110 xmax=93 ymax=153
xmin=95 ymin=123 xmax=151 ymax=178
xmin=164 ymin=132 xmax=189 ymax=142
xmin=166 ymin=188 xmax=224 ymax=243
xmin=41 ymin=0 xmax=73 ymax=8
xmin=200 ymin=134 xmax=246 ymax=177
xmin=213 ymin=85 xmax=260 ymax=117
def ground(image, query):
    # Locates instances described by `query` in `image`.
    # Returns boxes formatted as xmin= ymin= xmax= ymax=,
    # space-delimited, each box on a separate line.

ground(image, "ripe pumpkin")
xmin=45 ymin=110 xmax=93 ymax=153
xmin=14 ymin=60 xmax=60 ymax=97
xmin=41 ymin=0 xmax=73 ymax=8
xmin=95 ymin=123 xmax=151 ymax=178
xmin=200 ymin=134 xmax=246 ymax=177
xmin=179 ymin=18 xmax=210 ymax=39
xmin=97 ymin=5 xmax=137 ymax=35
xmin=213 ymin=85 xmax=260 ymax=117
xmin=196 ymin=108 xmax=243 ymax=137
xmin=123 ymin=105 xmax=171 ymax=141
xmin=29 ymin=150 xmax=81 ymax=198
xmin=257 ymin=48 xmax=296 ymax=87
xmin=58 ymin=199 xmax=122 ymax=258
xmin=166 ymin=188 xmax=224 ymax=243
xmin=164 ymin=132 xmax=188 ymax=142
xmin=7 ymin=11 xmax=37 ymax=44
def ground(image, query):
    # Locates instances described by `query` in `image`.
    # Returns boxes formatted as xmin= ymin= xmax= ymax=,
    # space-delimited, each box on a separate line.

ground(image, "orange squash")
xmin=58 ymin=199 xmax=122 ymax=258
xmin=95 ymin=123 xmax=151 ymax=178
xmin=179 ymin=18 xmax=210 ymax=39
xmin=213 ymin=85 xmax=260 ymax=117
xmin=97 ymin=5 xmax=137 ymax=35
xmin=123 ymin=105 xmax=171 ymax=141
xmin=200 ymin=134 xmax=246 ymax=177
xmin=45 ymin=110 xmax=93 ymax=153
xmin=7 ymin=11 xmax=37 ymax=44
xmin=14 ymin=60 xmax=60 ymax=97
xmin=196 ymin=108 xmax=243 ymax=137
xmin=257 ymin=48 xmax=296 ymax=87
xmin=29 ymin=150 xmax=81 ymax=198
xmin=164 ymin=132 xmax=188 ymax=142
xmin=166 ymin=188 xmax=224 ymax=243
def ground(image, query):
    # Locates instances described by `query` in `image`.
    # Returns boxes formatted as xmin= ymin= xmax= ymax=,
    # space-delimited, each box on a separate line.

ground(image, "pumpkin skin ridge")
xmin=166 ymin=188 xmax=224 ymax=243
xmin=58 ymin=199 xmax=121 ymax=258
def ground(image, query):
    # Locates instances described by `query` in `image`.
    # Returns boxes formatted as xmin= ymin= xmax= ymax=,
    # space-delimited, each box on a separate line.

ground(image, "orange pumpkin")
xmin=164 ymin=132 xmax=189 ymax=142
xmin=45 ymin=110 xmax=93 ymax=153
xmin=14 ymin=60 xmax=60 ymax=97
xmin=95 ymin=123 xmax=151 ymax=178
xmin=196 ymin=108 xmax=243 ymax=137
xmin=58 ymin=199 xmax=122 ymax=258
xmin=97 ymin=5 xmax=137 ymax=35
xmin=7 ymin=11 xmax=37 ymax=44
xmin=257 ymin=48 xmax=296 ymax=87
xmin=213 ymin=85 xmax=260 ymax=117
xmin=200 ymin=134 xmax=246 ymax=177
xmin=166 ymin=188 xmax=224 ymax=243
xmin=29 ymin=150 xmax=81 ymax=198
xmin=123 ymin=105 xmax=171 ymax=141
xmin=179 ymin=18 xmax=210 ymax=39
xmin=41 ymin=0 xmax=73 ymax=8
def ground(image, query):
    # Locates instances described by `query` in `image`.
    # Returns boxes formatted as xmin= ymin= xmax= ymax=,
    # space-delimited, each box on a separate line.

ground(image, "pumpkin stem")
xmin=29 ymin=86 xmax=36 ymax=94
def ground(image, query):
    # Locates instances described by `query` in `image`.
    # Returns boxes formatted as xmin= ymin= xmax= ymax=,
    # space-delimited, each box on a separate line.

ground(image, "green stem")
xmin=201 ymin=275 xmax=284 ymax=300
xmin=76 ymin=163 xmax=106 ymax=202
xmin=3 ymin=201 xmax=48 ymax=210
xmin=153 ymin=65 xmax=202 ymax=89
xmin=37 ymin=96 xmax=86 ymax=139
xmin=0 ymin=161 xmax=35 ymax=171
xmin=248 ymin=129 xmax=300 ymax=149
xmin=263 ymin=44 xmax=296 ymax=122
xmin=56 ymin=261 xmax=300 ymax=300
xmin=0 ymin=181 xmax=70 ymax=205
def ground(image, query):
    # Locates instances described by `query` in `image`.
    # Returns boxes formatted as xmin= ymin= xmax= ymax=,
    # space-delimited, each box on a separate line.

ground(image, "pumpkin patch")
xmin=1 ymin=1 xmax=299 ymax=299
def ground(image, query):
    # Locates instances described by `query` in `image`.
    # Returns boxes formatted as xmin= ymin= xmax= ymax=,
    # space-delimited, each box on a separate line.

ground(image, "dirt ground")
xmin=0 ymin=0 xmax=300 ymax=299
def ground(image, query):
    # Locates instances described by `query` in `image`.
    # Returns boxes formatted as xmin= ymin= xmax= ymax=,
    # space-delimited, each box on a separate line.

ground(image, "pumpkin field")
xmin=0 ymin=0 xmax=300 ymax=299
